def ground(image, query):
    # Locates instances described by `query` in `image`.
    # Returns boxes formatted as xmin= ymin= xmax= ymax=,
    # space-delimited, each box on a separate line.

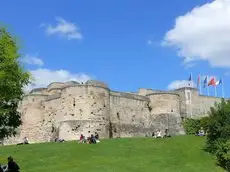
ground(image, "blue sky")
xmin=1 ymin=0 xmax=229 ymax=97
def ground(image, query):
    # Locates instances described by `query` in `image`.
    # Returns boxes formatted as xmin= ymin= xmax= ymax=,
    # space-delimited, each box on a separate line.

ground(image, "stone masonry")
xmin=4 ymin=80 xmax=229 ymax=144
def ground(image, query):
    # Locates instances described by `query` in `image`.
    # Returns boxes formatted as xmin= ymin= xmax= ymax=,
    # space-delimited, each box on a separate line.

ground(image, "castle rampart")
xmin=3 ymin=80 xmax=229 ymax=145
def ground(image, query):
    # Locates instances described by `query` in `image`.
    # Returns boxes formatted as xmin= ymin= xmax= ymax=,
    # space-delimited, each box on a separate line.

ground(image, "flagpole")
xmin=207 ymin=76 xmax=210 ymax=96
xmin=215 ymin=85 xmax=217 ymax=97
xmin=199 ymin=74 xmax=202 ymax=95
xmin=190 ymin=72 xmax=193 ymax=118
xmin=222 ymin=77 xmax=225 ymax=98
xmin=191 ymin=72 xmax=193 ymax=87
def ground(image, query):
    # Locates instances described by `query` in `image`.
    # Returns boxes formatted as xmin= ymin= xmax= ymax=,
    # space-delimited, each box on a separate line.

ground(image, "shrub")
xmin=216 ymin=140 xmax=230 ymax=171
xmin=199 ymin=116 xmax=210 ymax=132
xmin=183 ymin=118 xmax=201 ymax=135
xmin=205 ymin=99 xmax=230 ymax=154
xmin=183 ymin=117 xmax=210 ymax=135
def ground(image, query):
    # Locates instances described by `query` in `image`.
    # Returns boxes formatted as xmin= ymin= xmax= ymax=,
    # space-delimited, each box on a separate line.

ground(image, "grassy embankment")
xmin=0 ymin=136 xmax=223 ymax=172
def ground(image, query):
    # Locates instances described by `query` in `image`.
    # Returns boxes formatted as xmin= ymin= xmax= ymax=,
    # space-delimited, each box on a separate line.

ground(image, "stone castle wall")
xmin=3 ymin=80 xmax=228 ymax=145
xmin=109 ymin=91 xmax=151 ymax=138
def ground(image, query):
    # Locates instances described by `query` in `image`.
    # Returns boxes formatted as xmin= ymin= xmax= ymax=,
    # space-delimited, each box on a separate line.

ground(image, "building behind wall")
xmin=4 ymin=80 xmax=229 ymax=144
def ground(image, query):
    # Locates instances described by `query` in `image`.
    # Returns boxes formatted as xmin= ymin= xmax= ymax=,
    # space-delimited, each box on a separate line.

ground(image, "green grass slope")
xmin=0 ymin=136 xmax=223 ymax=172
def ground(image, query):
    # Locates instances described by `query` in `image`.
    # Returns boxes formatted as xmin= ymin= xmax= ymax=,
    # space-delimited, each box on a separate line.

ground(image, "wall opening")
xmin=109 ymin=122 xmax=113 ymax=138
xmin=116 ymin=113 xmax=120 ymax=120
xmin=73 ymin=98 xmax=76 ymax=107
xmin=147 ymin=102 xmax=152 ymax=112
xmin=181 ymin=117 xmax=184 ymax=122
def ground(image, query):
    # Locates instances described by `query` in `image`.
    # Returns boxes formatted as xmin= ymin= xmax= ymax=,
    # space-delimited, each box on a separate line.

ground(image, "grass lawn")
xmin=0 ymin=136 xmax=224 ymax=172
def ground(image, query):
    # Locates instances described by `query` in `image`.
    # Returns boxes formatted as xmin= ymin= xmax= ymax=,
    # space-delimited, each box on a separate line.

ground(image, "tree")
xmin=205 ymin=98 xmax=230 ymax=154
xmin=0 ymin=27 xmax=30 ymax=140
xmin=205 ymin=99 xmax=230 ymax=170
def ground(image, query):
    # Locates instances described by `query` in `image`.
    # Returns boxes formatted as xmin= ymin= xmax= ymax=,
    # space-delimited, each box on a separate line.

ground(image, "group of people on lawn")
xmin=150 ymin=127 xmax=206 ymax=138
xmin=149 ymin=129 xmax=171 ymax=138
xmin=78 ymin=132 xmax=100 ymax=144
xmin=53 ymin=131 xmax=100 ymax=144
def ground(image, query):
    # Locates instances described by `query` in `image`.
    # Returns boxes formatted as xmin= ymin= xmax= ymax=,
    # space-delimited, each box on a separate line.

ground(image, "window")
xmin=187 ymin=92 xmax=191 ymax=101
xmin=185 ymin=90 xmax=191 ymax=104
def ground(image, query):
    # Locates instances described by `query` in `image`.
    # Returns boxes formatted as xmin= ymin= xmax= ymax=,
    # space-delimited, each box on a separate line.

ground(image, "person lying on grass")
xmin=17 ymin=137 xmax=29 ymax=145
xmin=163 ymin=129 xmax=171 ymax=138
xmin=55 ymin=138 xmax=65 ymax=143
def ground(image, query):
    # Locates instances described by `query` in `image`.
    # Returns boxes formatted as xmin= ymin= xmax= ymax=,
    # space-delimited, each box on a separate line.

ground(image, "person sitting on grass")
xmin=78 ymin=134 xmax=86 ymax=144
xmin=151 ymin=132 xmax=155 ymax=137
xmin=94 ymin=132 xmax=100 ymax=143
xmin=196 ymin=127 xmax=205 ymax=136
xmin=0 ymin=164 xmax=4 ymax=172
xmin=90 ymin=134 xmax=97 ymax=144
xmin=23 ymin=137 xmax=29 ymax=144
xmin=154 ymin=129 xmax=163 ymax=138
xmin=95 ymin=132 xmax=99 ymax=140
xmin=5 ymin=156 xmax=20 ymax=172
xmin=163 ymin=129 xmax=171 ymax=138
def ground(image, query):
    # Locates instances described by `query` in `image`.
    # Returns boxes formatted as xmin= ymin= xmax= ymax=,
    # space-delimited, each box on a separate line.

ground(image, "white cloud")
xmin=21 ymin=55 xmax=44 ymax=66
xmin=42 ymin=17 xmax=83 ymax=40
xmin=162 ymin=0 xmax=230 ymax=68
xmin=167 ymin=80 xmax=195 ymax=90
xmin=24 ymin=68 xmax=91 ymax=92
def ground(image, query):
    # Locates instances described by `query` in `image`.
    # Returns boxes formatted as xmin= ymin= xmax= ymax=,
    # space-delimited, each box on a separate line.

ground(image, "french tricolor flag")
xmin=215 ymin=78 xmax=222 ymax=86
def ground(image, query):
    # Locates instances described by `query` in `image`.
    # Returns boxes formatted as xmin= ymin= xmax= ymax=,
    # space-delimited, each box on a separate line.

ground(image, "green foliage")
xmin=203 ymin=99 xmax=230 ymax=171
xmin=0 ymin=27 xmax=30 ymax=140
xmin=216 ymin=140 xmax=230 ymax=171
xmin=205 ymin=99 xmax=230 ymax=154
xmin=183 ymin=118 xmax=201 ymax=135
xmin=183 ymin=117 xmax=210 ymax=135
xmin=200 ymin=116 xmax=210 ymax=132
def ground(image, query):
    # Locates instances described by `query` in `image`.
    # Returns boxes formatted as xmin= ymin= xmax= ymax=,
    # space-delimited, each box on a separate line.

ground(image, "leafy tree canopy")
xmin=0 ymin=27 xmax=30 ymax=140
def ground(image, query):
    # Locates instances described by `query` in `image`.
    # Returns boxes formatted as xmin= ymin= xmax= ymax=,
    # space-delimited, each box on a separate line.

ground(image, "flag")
xmin=188 ymin=73 xmax=192 ymax=81
xmin=203 ymin=76 xmax=207 ymax=88
xmin=215 ymin=78 xmax=222 ymax=86
xmin=208 ymin=77 xmax=216 ymax=86
xmin=197 ymin=75 xmax=200 ymax=88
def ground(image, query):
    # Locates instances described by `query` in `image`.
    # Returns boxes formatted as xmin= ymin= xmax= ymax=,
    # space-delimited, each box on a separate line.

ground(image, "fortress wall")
xmin=48 ymin=88 xmax=62 ymax=94
xmin=147 ymin=93 xmax=180 ymax=115
xmin=3 ymin=94 xmax=49 ymax=145
xmin=174 ymin=88 xmax=222 ymax=119
xmin=197 ymin=95 xmax=221 ymax=117
xmin=47 ymin=82 xmax=65 ymax=91
xmin=30 ymin=88 xmax=48 ymax=95
xmin=57 ymin=84 xmax=110 ymax=140
xmin=138 ymin=88 xmax=155 ymax=96
xmin=40 ymin=96 xmax=62 ymax=142
xmin=173 ymin=89 xmax=188 ymax=118
xmin=138 ymin=88 xmax=173 ymax=96
xmin=16 ymin=95 xmax=48 ymax=143
xmin=147 ymin=93 xmax=183 ymax=135
xmin=190 ymin=92 xmax=222 ymax=118
xmin=109 ymin=91 xmax=151 ymax=138
xmin=22 ymin=94 xmax=48 ymax=106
